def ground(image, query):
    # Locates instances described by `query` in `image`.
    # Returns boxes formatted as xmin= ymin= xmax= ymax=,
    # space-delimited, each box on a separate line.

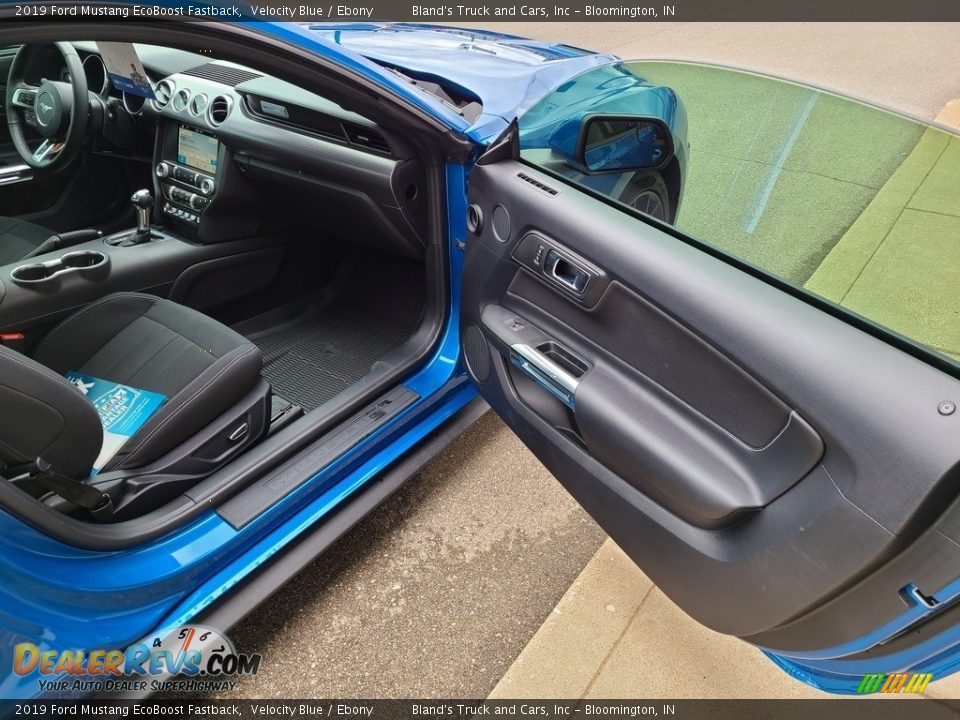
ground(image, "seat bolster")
xmin=0 ymin=217 xmax=54 ymax=266
xmin=104 ymin=342 xmax=263 ymax=471
xmin=0 ymin=346 xmax=102 ymax=479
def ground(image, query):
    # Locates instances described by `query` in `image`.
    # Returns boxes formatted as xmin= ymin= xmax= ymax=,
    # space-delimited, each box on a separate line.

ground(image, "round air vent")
xmin=122 ymin=92 xmax=146 ymax=116
xmin=466 ymin=204 xmax=483 ymax=234
xmin=82 ymin=54 xmax=108 ymax=96
xmin=172 ymin=88 xmax=191 ymax=112
xmin=190 ymin=93 xmax=208 ymax=117
xmin=152 ymin=79 xmax=175 ymax=109
xmin=206 ymin=95 xmax=233 ymax=127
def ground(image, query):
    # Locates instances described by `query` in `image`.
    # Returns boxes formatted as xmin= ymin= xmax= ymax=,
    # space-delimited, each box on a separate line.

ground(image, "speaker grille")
xmin=183 ymin=63 xmax=262 ymax=87
xmin=463 ymin=324 xmax=490 ymax=383
xmin=492 ymin=204 xmax=511 ymax=243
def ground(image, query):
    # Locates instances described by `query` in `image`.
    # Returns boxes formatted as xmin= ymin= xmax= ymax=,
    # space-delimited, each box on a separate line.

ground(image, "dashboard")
xmin=20 ymin=42 xmax=428 ymax=257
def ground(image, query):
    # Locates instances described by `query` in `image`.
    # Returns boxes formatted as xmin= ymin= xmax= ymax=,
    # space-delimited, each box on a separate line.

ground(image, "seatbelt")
xmin=7 ymin=457 xmax=114 ymax=521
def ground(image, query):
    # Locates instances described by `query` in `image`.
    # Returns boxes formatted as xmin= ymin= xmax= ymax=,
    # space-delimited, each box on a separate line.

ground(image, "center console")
xmin=155 ymin=123 xmax=221 ymax=227
xmin=0 ymin=93 xmax=280 ymax=343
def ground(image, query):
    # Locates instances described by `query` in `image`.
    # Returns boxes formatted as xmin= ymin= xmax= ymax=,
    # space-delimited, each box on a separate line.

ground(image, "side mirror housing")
xmin=550 ymin=114 xmax=674 ymax=173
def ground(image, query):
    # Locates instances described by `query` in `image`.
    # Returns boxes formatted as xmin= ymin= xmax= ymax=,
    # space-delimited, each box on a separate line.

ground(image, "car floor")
xmin=234 ymin=253 xmax=425 ymax=412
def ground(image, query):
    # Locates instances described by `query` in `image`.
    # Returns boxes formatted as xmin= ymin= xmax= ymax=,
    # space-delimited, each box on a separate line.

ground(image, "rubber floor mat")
xmin=249 ymin=259 xmax=424 ymax=411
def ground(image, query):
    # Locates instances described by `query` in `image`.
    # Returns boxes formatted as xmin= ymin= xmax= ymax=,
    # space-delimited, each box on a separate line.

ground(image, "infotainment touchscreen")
xmin=177 ymin=126 xmax=219 ymax=174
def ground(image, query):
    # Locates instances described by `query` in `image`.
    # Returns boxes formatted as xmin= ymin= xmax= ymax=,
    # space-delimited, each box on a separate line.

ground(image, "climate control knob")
xmin=199 ymin=177 xmax=215 ymax=196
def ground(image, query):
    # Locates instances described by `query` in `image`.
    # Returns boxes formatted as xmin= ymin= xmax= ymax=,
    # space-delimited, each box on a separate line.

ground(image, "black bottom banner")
xmin=2 ymin=700 xmax=960 ymax=720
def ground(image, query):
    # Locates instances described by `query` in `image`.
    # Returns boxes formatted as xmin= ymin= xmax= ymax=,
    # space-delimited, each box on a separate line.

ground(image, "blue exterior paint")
xmin=303 ymin=22 xmax=619 ymax=142
xmin=516 ymin=61 xmax=687 ymax=209
xmin=761 ymin=573 xmax=960 ymax=694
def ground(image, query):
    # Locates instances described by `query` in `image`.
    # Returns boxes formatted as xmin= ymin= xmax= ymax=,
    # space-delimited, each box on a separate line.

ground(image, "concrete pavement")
xmin=489 ymin=540 xmax=828 ymax=699
xmin=807 ymin=103 xmax=960 ymax=361
xmin=624 ymin=60 xmax=925 ymax=284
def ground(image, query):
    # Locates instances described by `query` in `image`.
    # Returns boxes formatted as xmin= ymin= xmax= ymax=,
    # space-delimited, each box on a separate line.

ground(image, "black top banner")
xmin=2 ymin=699 xmax=960 ymax=720
xmin=7 ymin=0 xmax=960 ymax=21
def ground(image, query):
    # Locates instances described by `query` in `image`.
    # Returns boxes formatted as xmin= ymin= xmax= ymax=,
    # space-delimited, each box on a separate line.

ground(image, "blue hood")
xmin=303 ymin=23 xmax=619 ymax=141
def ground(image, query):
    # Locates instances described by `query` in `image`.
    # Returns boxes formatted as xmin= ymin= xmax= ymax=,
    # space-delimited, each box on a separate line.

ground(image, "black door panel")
xmin=506 ymin=269 xmax=792 ymax=448
xmin=463 ymin=157 xmax=960 ymax=651
xmin=480 ymin=300 xmax=823 ymax=528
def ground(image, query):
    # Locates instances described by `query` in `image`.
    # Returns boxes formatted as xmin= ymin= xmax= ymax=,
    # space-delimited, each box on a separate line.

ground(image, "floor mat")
xmin=247 ymin=258 xmax=424 ymax=411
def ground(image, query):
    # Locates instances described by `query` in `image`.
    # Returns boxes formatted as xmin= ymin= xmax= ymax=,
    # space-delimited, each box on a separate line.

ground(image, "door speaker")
xmin=462 ymin=324 xmax=490 ymax=383
xmin=492 ymin=204 xmax=511 ymax=243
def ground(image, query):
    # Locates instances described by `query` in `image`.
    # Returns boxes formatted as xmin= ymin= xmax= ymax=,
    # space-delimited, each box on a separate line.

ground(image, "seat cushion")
xmin=0 ymin=216 xmax=52 ymax=266
xmin=33 ymin=292 xmax=263 ymax=473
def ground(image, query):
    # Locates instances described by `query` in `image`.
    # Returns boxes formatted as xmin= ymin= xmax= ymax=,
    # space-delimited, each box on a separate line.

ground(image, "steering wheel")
xmin=5 ymin=43 xmax=89 ymax=171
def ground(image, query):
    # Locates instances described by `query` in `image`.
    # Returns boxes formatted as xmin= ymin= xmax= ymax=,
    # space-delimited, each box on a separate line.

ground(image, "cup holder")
xmin=61 ymin=251 xmax=108 ymax=269
xmin=10 ymin=265 xmax=51 ymax=283
xmin=11 ymin=250 xmax=109 ymax=286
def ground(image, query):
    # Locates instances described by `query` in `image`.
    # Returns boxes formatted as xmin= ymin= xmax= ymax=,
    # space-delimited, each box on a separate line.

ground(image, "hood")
xmin=303 ymin=23 xmax=619 ymax=141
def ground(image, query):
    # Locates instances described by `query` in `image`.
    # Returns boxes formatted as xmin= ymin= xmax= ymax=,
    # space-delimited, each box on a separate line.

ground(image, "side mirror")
xmin=550 ymin=114 xmax=674 ymax=173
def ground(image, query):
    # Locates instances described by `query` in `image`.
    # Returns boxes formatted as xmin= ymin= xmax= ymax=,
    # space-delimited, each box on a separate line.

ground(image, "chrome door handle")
xmin=509 ymin=343 xmax=580 ymax=408
xmin=544 ymin=249 xmax=590 ymax=295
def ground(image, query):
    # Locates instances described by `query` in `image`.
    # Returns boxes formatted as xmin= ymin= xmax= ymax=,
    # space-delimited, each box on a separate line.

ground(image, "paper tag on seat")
xmin=65 ymin=372 xmax=167 ymax=474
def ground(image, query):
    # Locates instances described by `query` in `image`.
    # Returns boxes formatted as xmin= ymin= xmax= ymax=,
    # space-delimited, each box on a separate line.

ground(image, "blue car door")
xmin=461 ymin=59 xmax=960 ymax=694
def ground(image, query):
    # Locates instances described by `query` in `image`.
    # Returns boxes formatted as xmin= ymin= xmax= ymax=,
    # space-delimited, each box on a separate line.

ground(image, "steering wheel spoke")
xmin=10 ymin=84 xmax=38 ymax=110
xmin=32 ymin=139 xmax=63 ymax=164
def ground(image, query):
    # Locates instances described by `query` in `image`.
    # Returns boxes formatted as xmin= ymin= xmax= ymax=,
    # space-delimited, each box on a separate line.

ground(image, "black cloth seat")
xmin=0 ymin=216 xmax=53 ymax=266
xmin=0 ymin=292 xmax=264 ymax=479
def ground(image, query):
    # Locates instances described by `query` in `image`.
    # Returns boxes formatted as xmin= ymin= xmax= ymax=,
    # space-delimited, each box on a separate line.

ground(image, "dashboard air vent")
xmin=183 ymin=63 xmax=262 ymax=87
xmin=343 ymin=124 xmax=391 ymax=155
xmin=153 ymin=79 xmax=175 ymax=108
xmin=517 ymin=172 xmax=559 ymax=196
xmin=207 ymin=95 xmax=233 ymax=127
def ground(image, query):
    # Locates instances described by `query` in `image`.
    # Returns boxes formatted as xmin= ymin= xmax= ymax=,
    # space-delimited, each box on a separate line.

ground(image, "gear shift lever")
xmin=131 ymin=189 xmax=153 ymax=240
xmin=103 ymin=189 xmax=161 ymax=247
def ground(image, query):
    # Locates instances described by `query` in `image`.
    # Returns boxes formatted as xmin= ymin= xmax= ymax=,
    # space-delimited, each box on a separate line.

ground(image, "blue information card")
xmin=65 ymin=372 xmax=167 ymax=473
xmin=95 ymin=42 xmax=157 ymax=100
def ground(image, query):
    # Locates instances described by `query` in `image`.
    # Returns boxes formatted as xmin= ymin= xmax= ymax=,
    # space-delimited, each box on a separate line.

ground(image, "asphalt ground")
xmin=205 ymin=412 xmax=604 ymax=697
xmin=203 ymin=23 xmax=960 ymax=698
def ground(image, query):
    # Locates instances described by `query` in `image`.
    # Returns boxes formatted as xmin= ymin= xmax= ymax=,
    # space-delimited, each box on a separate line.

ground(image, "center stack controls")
xmin=156 ymin=161 xmax=215 ymax=224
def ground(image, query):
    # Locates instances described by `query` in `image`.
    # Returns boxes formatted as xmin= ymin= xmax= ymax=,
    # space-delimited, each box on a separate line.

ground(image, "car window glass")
xmin=517 ymin=60 xmax=960 ymax=370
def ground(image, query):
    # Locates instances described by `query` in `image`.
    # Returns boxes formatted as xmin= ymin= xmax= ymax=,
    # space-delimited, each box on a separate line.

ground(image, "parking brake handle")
xmin=22 ymin=229 xmax=103 ymax=259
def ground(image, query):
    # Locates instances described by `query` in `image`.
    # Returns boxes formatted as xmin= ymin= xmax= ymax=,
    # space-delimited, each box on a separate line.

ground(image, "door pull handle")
xmin=509 ymin=343 xmax=580 ymax=408
xmin=544 ymin=250 xmax=591 ymax=295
